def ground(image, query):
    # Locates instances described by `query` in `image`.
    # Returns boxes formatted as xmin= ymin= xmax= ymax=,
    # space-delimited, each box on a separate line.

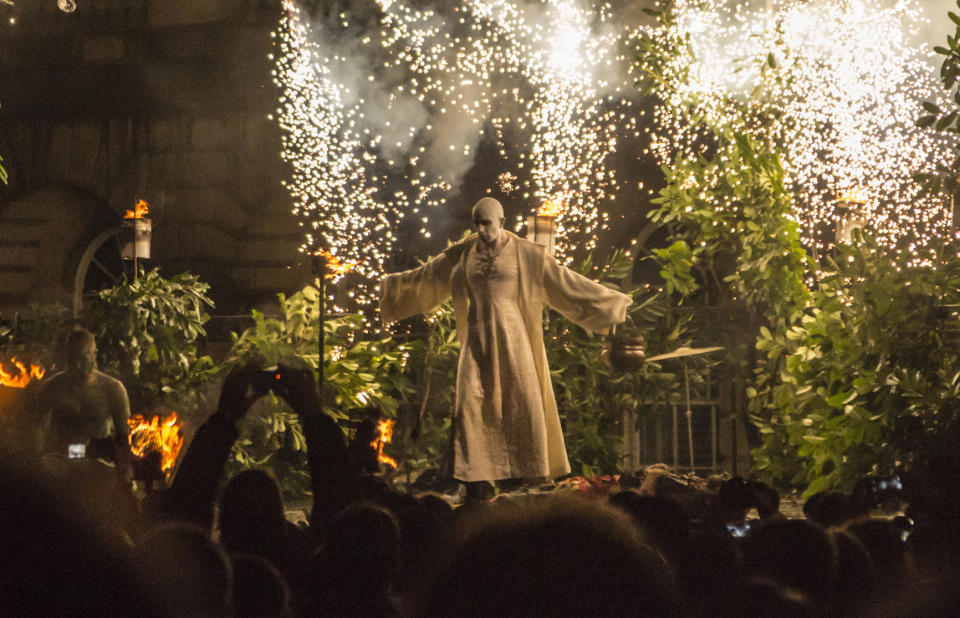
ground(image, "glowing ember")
xmin=537 ymin=197 xmax=565 ymax=218
xmin=127 ymin=412 xmax=184 ymax=474
xmin=369 ymin=418 xmax=398 ymax=469
xmin=124 ymin=199 xmax=150 ymax=219
xmin=0 ymin=357 xmax=45 ymax=389
xmin=837 ymin=187 xmax=869 ymax=205
xmin=316 ymin=249 xmax=355 ymax=279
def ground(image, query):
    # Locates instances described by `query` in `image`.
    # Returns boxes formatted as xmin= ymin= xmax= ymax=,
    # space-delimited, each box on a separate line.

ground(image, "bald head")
xmin=471 ymin=198 xmax=506 ymax=246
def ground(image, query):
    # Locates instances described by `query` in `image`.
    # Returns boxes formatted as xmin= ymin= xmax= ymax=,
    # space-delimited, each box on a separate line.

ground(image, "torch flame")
xmin=537 ymin=197 xmax=565 ymax=218
xmin=124 ymin=199 xmax=150 ymax=219
xmin=0 ymin=357 xmax=46 ymax=388
xmin=127 ymin=412 xmax=184 ymax=474
xmin=316 ymin=249 xmax=355 ymax=279
xmin=836 ymin=187 xmax=869 ymax=205
xmin=369 ymin=418 xmax=398 ymax=469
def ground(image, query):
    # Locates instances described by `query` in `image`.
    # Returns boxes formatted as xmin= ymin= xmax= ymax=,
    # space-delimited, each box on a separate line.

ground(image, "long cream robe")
xmin=381 ymin=231 xmax=631 ymax=481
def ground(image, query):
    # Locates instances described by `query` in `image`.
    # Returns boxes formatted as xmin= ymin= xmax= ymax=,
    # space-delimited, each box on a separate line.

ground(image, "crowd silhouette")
xmin=3 ymin=364 xmax=960 ymax=617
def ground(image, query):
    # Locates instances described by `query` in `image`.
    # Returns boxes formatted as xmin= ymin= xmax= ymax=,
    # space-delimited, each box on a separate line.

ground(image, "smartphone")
xmin=68 ymin=443 xmax=86 ymax=459
xmin=726 ymin=522 xmax=751 ymax=538
xmin=252 ymin=367 xmax=283 ymax=393
xmin=874 ymin=474 xmax=903 ymax=493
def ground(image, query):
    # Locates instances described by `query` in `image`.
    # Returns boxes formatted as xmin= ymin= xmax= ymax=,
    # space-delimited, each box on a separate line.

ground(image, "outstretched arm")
xmin=542 ymin=256 xmax=631 ymax=334
xmin=380 ymin=252 xmax=455 ymax=323
xmin=277 ymin=368 xmax=356 ymax=528
xmin=156 ymin=366 xmax=260 ymax=528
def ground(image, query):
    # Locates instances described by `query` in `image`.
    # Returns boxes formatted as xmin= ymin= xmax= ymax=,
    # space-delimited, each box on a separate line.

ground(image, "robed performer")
xmin=381 ymin=198 xmax=631 ymax=485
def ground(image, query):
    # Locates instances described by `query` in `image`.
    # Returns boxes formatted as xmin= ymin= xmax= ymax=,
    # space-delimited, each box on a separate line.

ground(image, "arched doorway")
xmin=0 ymin=187 xmax=118 ymax=318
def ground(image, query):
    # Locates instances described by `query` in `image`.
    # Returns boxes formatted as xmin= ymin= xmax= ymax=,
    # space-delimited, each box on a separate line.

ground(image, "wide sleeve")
xmin=542 ymin=256 xmax=631 ymax=334
xmin=380 ymin=252 xmax=455 ymax=323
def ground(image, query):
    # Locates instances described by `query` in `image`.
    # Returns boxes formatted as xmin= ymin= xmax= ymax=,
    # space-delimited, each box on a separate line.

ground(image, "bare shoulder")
xmin=92 ymin=370 xmax=127 ymax=395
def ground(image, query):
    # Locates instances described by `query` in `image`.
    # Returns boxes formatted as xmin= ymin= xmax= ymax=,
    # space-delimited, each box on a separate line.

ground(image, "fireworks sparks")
xmin=641 ymin=0 xmax=956 ymax=259
xmin=273 ymin=1 xmax=644 ymax=316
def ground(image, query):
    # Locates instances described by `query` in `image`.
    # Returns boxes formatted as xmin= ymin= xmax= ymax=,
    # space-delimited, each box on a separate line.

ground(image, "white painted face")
xmin=472 ymin=198 xmax=505 ymax=246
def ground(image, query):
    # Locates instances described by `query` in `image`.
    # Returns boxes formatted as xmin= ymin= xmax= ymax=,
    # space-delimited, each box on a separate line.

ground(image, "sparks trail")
xmin=274 ymin=1 xmax=645 ymax=323
xmin=640 ymin=0 xmax=954 ymax=262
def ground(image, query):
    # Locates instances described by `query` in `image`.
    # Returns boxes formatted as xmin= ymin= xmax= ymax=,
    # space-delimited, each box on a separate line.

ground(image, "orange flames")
xmin=127 ymin=412 xmax=184 ymax=474
xmin=0 ymin=357 xmax=46 ymax=389
xmin=369 ymin=418 xmax=398 ymax=469
xmin=317 ymin=249 xmax=355 ymax=279
xmin=836 ymin=187 xmax=868 ymax=205
xmin=537 ymin=197 xmax=565 ymax=218
xmin=124 ymin=199 xmax=150 ymax=219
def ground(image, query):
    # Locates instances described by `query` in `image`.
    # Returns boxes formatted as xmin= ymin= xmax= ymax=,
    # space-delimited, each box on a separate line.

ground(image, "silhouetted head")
xmin=746 ymin=481 xmax=781 ymax=520
xmin=718 ymin=476 xmax=755 ymax=522
xmin=420 ymin=497 xmax=675 ymax=617
xmin=608 ymin=490 xmax=689 ymax=562
xmin=137 ymin=523 xmax=233 ymax=618
xmin=232 ymin=553 xmax=293 ymax=618
xmin=676 ymin=531 xmax=743 ymax=599
xmin=804 ymin=491 xmax=857 ymax=528
xmin=322 ymin=503 xmax=401 ymax=596
xmin=742 ymin=519 xmax=834 ymax=606
xmin=219 ymin=470 xmax=286 ymax=562
xmin=0 ymin=458 xmax=150 ymax=616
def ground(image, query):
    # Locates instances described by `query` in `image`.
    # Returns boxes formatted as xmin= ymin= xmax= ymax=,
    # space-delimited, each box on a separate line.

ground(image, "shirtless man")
xmin=35 ymin=328 xmax=130 ymax=461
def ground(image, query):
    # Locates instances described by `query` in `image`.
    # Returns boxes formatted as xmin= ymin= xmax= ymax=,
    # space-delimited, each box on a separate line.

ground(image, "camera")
xmin=67 ymin=438 xmax=118 ymax=461
xmin=252 ymin=366 xmax=284 ymax=394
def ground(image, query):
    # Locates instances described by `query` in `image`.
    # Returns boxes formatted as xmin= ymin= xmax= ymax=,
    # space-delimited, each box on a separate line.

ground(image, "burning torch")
xmin=527 ymin=196 xmax=563 ymax=257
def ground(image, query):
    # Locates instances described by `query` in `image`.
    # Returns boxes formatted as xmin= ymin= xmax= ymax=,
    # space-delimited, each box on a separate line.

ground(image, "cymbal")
xmin=645 ymin=346 xmax=724 ymax=362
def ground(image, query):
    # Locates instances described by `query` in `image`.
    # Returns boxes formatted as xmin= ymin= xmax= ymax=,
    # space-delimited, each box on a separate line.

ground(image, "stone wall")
xmin=0 ymin=0 xmax=312 ymax=318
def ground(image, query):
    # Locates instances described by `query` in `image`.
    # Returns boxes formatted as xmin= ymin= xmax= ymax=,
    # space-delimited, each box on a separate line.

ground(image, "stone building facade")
xmin=0 ymin=0 xmax=312 ymax=320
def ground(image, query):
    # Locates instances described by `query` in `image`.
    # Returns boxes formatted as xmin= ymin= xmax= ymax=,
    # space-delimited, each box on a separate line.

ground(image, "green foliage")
xmin=86 ymin=267 xmax=217 ymax=413
xmin=636 ymin=0 xmax=960 ymax=497
xmin=228 ymin=280 xmax=415 ymax=419
xmin=649 ymin=133 xmax=812 ymax=319
xmin=0 ymin=304 xmax=70 ymax=369
xmin=647 ymin=131 xmax=815 ymax=460
xmin=635 ymin=3 xmax=693 ymax=102
xmin=651 ymin=241 xmax=700 ymax=297
xmin=915 ymin=1 xmax=960 ymax=195
xmin=387 ymin=301 xmax=458 ymax=482
xmin=751 ymin=231 xmax=960 ymax=495
xmin=225 ymin=280 xmax=416 ymax=498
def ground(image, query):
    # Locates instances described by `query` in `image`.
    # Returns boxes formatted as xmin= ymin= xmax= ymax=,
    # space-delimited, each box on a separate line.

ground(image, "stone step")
xmin=0 ymin=244 xmax=41 ymax=266
xmin=0 ymin=219 xmax=48 ymax=244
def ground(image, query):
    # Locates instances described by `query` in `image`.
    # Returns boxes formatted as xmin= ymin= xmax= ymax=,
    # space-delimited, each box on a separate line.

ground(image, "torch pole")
xmin=317 ymin=254 xmax=326 ymax=414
